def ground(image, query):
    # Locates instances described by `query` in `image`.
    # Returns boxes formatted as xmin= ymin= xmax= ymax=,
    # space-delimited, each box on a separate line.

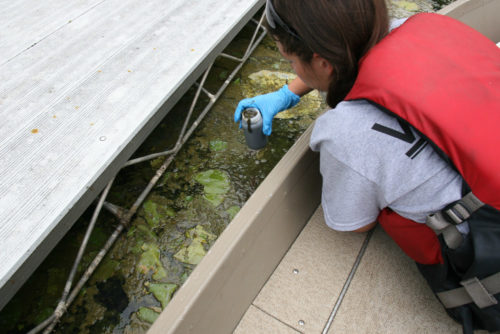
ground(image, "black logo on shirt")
xmin=372 ymin=119 xmax=427 ymax=159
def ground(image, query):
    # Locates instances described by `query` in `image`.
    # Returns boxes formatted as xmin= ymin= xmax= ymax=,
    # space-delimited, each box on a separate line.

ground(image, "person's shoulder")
xmin=321 ymin=99 xmax=383 ymax=118
xmin=310 ymin=100 xmax=393 ymax=171
xmin=311 ymin=100 xmax=385 ymax=146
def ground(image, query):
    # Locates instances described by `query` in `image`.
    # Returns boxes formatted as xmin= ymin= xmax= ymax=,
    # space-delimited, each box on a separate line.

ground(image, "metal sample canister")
xmin=241 ymin=107 xmax=267 ymax=150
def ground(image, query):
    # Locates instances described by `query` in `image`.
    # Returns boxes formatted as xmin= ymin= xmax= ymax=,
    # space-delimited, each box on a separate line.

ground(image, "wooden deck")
xmin=0 ymin=0 xmax=264 ymax=310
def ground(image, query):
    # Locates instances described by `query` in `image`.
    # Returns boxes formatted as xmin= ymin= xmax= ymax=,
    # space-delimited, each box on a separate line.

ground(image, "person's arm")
xmin=312 ymin=148 xmax=382 ymax=234
xmin=287 ymin=76 xmax=313 ymax=97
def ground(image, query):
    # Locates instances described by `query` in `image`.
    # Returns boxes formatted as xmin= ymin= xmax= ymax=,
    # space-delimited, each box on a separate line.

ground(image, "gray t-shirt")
xmin=310 ymin=100 xmax=466 ymax=232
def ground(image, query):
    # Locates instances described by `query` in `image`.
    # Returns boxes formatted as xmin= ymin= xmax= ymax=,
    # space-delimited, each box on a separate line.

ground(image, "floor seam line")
xmin=321 ymin=228 xmax=374 ymax=333
xmin=252 ymin=303 xmax=304 ymax=334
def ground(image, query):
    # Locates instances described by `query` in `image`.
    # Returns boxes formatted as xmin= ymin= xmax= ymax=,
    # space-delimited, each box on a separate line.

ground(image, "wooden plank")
xmin=0 ymin=0 xmax=265 ymax=310
xmin=0 ymin=0 xmax=105 ymax=64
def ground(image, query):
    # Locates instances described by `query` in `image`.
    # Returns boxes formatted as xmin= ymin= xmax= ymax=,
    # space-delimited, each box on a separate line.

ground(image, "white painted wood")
xmin=0 ymin=0 xmax=105 ymax=64
xmin=0 ymin=0 xmax=265 ymax=310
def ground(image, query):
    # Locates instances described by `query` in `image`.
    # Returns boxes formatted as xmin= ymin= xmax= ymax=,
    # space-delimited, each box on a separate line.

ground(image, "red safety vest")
xmin=345 ymin=13 xmax=500 ymax=265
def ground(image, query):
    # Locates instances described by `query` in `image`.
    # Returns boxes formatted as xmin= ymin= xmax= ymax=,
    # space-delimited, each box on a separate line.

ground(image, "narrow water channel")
xmin=0 ymin=1 xmax=451 ymax=333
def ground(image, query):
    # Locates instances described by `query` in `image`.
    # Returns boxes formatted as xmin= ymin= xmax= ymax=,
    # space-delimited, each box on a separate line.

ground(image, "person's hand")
xmin=234 ymin=85 xmax=300 ymax=135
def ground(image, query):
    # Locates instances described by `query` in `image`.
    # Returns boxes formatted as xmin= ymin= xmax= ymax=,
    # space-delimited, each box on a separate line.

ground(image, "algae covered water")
xmin=0 ymin=1 xmax=450 ymax=332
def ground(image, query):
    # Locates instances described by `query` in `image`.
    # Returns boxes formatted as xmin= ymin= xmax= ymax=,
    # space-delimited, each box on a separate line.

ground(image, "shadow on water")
xmin=0 ymin=1 xmax=450 ymax=333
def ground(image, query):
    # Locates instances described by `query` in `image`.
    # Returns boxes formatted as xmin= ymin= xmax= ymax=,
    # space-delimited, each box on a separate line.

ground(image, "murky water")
xmin=0 ymin=1 xmax=451 ymax=333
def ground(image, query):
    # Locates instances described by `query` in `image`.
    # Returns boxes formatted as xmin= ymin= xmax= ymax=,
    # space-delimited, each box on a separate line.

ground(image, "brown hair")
xmin=265 ymin=0 xmax=389 ymax=107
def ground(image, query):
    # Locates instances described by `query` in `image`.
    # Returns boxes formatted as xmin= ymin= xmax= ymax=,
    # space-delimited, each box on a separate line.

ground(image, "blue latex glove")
xmin=234 ymin=84 xmax=300 ymax=136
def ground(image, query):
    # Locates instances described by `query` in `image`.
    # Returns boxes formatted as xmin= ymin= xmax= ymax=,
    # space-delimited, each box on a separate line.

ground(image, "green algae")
xmin=194 ymin=169 xmax=231 ymax=207
xmin=137 ymin=307 xmax=160 ymax=324
xmin=187 ymin=225 xmax=217 ymax=242
xmin=173 ymin=225 xmax=216 ymax=265
xmin=389 ymin=0 xmax=433 ymax=17
xmin=226 ymin=205 xmax=240 ymax=220
xmin=174 ymin=239 xmax=206 ymax=265
xmin=143 ymin=200 xmax=161 ymax=227
xmin=147 ymin=283 xmax=178 ymax=308
xmin=150 ymin=157 xmax=165 ymax=170
xmin=209 ymin=140 xmax=228 ymax=152
xmin=395 ymin=0 xmax=420 ymax=11
xmin=142 ymin=197 xmax=176 ymax=229
xmin=136 ymin=223 xmax=158 ymax=240
xmin=92 ymin=259 xmax=120 ymax=283
xmin=127 ymin=217 xmax=160 ymax=257
xmin=137 ymin=243 xmax=167 ymax=280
